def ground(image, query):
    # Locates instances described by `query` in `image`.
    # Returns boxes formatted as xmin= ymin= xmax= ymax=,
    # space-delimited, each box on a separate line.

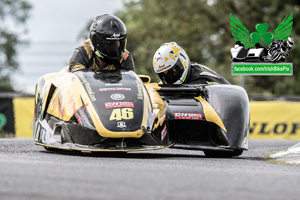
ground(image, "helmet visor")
xmin=157 ymin=59 xmax=185 ymax=84
xmin=93 ymin=36 xmax=127 ymax=60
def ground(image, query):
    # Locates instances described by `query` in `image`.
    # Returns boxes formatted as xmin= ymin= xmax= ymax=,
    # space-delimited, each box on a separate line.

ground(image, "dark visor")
xmin=157 ymin=59 xmax=184 ymax=84
xmin=97 ymin=38 xmax=126 ymax=59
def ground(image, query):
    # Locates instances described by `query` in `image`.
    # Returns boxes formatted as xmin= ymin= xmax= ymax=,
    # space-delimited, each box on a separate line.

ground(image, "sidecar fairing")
xmin=34 ymin=68 xmax=250 ymax=157
xmin=145 ymin=82 xmax=250 ymax=157
xmin=33 ymin=68 xmax=173 ymax=152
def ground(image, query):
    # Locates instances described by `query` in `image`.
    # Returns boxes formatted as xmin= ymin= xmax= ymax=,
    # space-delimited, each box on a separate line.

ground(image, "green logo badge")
xmin=230 ymin=13 xmax=294 ymax=75
xmin=0 ymin=113 xmax=7 ymax=131
xmin=230 ymin=13 xmax=293 ymax=48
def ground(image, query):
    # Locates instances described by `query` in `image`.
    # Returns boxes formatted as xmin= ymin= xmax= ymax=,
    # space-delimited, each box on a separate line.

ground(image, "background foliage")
xmin=114 ymin=0 xmax=300 ymax=96
xmin=0 ymin=0 xmax=31 ymax=91
xmin=4 ymin=0 xmax=298 ymax=96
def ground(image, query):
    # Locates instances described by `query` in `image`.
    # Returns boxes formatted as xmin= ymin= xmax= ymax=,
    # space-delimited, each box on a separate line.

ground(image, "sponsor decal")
xmin=105 ymin=83 xmax=123 ymax=86
xmin=58 ymin=91 xmax=64 ymax=118
xmin=69 ymin=96 xmax=82 ymax=125
xmin=111 ymin=33 xmax=120 ymax=38
xmin=110 ymin=93 xmax=125 ymax=101
xmin=83 ymin=103 xmax=88 ymax=111
xmin=99 ymin=88 xmax=131 ymax=92
xmin=105 ymin=102 xmax=134 ymax=108
xmin=250 ymin=101 xmax=300 ymax=139
xmin=77 ymin=72 xmax=96 ymax=101
xmin=117 ymin=121 xmax=127 ymax=128
xmin=110 ymin=108 xmax=134 ymax=121
xmin=135 ymin=79 xmax=143 ymax=100
xmin=174 ymin=113 xmax=203 ymax=120
xmin=161 ymin=124 xmax=167 ymax=142
xmin=250 ymin=122 xmax=300 ymax=135
xmin=157 ymin=64 xmax=171 ymax=73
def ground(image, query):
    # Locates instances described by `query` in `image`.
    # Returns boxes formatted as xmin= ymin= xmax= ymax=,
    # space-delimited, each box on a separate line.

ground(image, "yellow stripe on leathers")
xmin=194 ymin=96 xmax=227 ymax=132
xmin=46 ymin=71 xmax=148 ymax=138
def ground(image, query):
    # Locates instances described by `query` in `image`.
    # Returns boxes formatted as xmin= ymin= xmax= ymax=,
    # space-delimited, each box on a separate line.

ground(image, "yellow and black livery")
xmin=33 ymin=69 xmax=249 ymax=157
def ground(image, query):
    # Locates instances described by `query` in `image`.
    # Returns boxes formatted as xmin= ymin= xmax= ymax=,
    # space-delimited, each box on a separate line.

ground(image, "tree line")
xmin=1 ymin=0 xmax=300 ymax=96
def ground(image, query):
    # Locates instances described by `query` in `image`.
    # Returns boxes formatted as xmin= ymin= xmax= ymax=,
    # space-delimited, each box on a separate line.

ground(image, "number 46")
xmin=110 ymin=108 xmax=134 ymax=121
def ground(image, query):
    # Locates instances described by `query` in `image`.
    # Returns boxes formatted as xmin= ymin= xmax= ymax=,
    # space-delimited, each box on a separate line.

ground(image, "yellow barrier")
xmin=13 ymin=98 xmax=35 ymax=138
xmin=249 ymin=101 xmax=300 ymax=139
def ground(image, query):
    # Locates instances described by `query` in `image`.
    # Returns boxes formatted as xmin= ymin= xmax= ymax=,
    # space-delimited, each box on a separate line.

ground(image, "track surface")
xmin=0 ymin=138 xmax=300 ymax=200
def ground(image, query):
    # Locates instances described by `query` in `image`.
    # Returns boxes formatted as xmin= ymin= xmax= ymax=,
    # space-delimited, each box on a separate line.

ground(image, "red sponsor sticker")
xmin=161 ymin=124 xmax=167 ymax=142
xmin=174 ymin=113 xmax=202 ymax=120
xmin=105 ymin=102 xmax=134 ymax=108
xmin=99 ymin=88 xmax=131 ymax=92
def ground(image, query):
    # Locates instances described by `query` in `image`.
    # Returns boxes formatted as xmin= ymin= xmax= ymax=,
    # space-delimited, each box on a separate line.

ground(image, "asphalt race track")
xmin=0 ymin=138 xmax=300 ymax=200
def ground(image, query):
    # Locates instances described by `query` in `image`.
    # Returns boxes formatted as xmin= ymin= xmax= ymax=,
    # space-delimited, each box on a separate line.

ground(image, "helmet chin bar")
xmin=92 ymin=44 xmax=123 ymax=65
xmin=175 ymin=65 xmax=189 ymax=84
xmin=173 ymin=78 xmax=184 ymax=84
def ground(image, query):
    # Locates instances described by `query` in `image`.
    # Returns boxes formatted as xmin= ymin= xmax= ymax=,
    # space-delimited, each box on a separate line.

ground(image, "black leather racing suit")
xmin=184 ymin=63 xmax=230 ymax=84
xmin=69 ymin=39 xmax=134 ymax=72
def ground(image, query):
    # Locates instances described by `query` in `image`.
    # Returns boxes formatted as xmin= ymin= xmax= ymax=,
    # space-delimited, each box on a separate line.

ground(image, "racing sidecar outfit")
xmin=185 ymin=63 xmax=230 ymax=85
xmin=69 ymin=39 xmax=135 ymax=72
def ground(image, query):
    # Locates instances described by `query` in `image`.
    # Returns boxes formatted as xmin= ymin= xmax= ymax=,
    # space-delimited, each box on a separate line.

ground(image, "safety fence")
xmin=1 ymin=94 xmax=300 ymax=139
xmin=0 ymin=94 xmax=34 ymax=138
xmin=249 ymin=100 xmax=300 ymax=139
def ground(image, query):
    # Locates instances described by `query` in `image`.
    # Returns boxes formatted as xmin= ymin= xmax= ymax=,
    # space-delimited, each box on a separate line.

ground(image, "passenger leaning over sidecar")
xmin=153 ymin=42 xmax=229 ymax=85
xmin=69 ymin=14 xmax=134 ymax=72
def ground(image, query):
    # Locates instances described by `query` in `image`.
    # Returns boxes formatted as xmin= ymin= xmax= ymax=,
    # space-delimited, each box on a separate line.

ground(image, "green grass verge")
xmin=0 ymin=132 xmax=15 ymax=138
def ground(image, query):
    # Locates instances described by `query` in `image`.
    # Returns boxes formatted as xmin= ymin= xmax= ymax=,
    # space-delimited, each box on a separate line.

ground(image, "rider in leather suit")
xmin=153 ymin=42 xmax=229 ymax=85
xmin=69 ymin=14 xmax=134 ymax=72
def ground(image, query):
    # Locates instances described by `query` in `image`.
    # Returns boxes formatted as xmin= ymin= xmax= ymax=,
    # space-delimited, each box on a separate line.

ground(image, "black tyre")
xmin=43 ymin=146 xmax=76 ymax=155
xmin=91 ymin=151 xmax=127 ymax=157
xmin=44 ymin=146 xmax=58 ymax=151
xmin=204 ymin=149 xmax=243 ymax=158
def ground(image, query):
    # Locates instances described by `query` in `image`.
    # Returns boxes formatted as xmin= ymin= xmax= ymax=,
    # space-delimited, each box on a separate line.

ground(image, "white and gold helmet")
xmin=153 ymin=42 xmax=190 ymax=84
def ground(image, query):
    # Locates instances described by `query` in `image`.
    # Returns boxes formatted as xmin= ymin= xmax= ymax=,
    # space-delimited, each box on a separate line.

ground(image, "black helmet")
xmin=90 ymin=14 xmax=127 ymax=64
